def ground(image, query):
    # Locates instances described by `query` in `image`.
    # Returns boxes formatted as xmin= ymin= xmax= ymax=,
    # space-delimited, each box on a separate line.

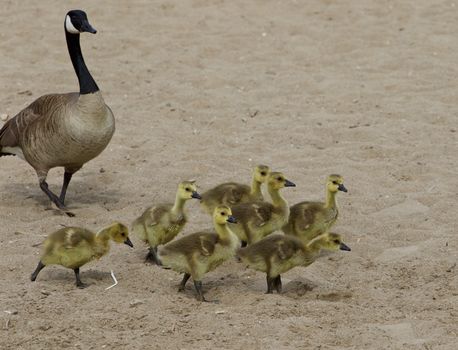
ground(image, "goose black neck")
xmin=65 ymin=31 xmax=99 ymax=95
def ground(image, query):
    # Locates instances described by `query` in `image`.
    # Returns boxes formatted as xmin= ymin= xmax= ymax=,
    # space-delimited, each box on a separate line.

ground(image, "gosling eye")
xmin=332 ymin=181 xmax=338 ymax=185
xmin=220 ymin=212 xmax=226 ymax=216
xmin=185 ymin=188 xmax=191 ymax=192
xmin=121 ymin=232 xmax=126 ymax=237
xmin=277 ymin=177 xmax=282 ymax=181
xmin=333 ymin=239 xmax=340 ymax=244
xmin=260 ymin=171 xmax=267 ymax=176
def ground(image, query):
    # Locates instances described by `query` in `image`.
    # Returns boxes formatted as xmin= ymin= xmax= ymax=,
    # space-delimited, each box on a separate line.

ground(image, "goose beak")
xmin=227 ymin=215 xmax=237 ymax=224
xmin=340 ymin=242 xmax=351 ymax=251
xmin=191 ymin=191 xmax=202 ymax=200
xmin=338 ymin=184 xmax=348 ymax=192
xmin=81 ymin=20 xmax=97 ymax=34
xmin=284 ymin=179 xmax=296 ymax=187
xmin=124 ymin=238 xmax=134 ymax=248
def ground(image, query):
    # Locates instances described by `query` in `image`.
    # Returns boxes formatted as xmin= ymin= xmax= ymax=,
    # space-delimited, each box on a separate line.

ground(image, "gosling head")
xmin=253 ymin=165 xmax=270 ymax=183
xmin=267 ymin=172 xmax=296 ymax=190
xmin=65 ymin=10 xmax=97 ymax=35
xmin=107 ymin=223 xmax=133 ymax=247
xmin=213 ymin=206 xmax=237 ymax=225
xmin=326 ymin=174 xmax=347 ymax=193
xmin=177 ymin=180 xmax=201 ymax=200
xmin=312 ymin=232 xmax=351 ymax=252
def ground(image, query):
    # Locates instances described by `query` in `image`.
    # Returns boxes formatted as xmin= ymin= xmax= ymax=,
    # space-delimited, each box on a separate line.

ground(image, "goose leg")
xmin=274 ymin=275 xmax=282 ymax=293
xmin=178 ymin=273 xmax=191 ymax=292
xmin=39 ymin=179 xmax=74 ymax=217
xmin=59 ymin=171 xmax=74 ymax=204
xmin=74 ymin=268 xmax=87 ymax=288
xmin=31 ymin=261 xmax=46 ymax=281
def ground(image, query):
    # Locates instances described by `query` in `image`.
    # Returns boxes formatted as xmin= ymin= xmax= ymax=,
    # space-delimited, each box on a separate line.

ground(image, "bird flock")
xmin=0 ymin=10 xmax=351 ymax=302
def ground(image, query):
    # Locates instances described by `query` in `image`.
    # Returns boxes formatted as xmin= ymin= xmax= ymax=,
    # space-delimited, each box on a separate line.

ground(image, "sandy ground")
xmin=0 ymin=0 xmax=457 ymax=349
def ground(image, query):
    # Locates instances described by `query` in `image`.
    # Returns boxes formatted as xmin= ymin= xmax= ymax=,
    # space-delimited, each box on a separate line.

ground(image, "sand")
xmin=0 ymin=0 xmax=457 ymax=349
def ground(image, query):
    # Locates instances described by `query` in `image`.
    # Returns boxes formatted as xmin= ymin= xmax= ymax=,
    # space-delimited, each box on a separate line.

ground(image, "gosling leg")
xmin=241 ymin=241 xmax=247 ymax=248
xmin=178 ymin=273 xmax=191 ymax=292
xmin=145 ymin=247 xmax=162 ymax=265
xmin=74 ymin=268 xmax=87 ymax=288
xmin=265 ymin=275 xmax=275 ymax=294
xmin=31 ymin=261 xmax=46 ymax=281
xmin=274 ymin=275 xmax=282 ymax=293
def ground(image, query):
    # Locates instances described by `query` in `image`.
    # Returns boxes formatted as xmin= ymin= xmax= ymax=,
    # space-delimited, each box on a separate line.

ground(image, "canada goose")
xmin=237 ymin=232 xmax=351 ymax=294
xmin=0 ymin=10 xmax=114 ymax=216
xmin=131 ymin=181 xmax=201 ymax=265
xmin=230 ymin=172 xmax=295 ymax=246
xmin=200 ymin=165 xmax=270 ymax=214
xmin=283 ymin=174 xmax=347 ymax=243
xmin=30 ymin=222 xmax=133 ymax=288
xmin=159 ymin=206 xmax=239 ymax=302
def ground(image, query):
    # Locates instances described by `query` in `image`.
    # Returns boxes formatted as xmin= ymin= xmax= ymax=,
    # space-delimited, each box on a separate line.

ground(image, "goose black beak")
xmin=227 ymin=215 xmax=237 ymax=224
xmin=124 ymin=238 xmax=134 ymax=248
xmin=284 ymin=179 xmax=296 ymax=187
xmin=81 ymin=20 xmax=97 ymax=34
xmin=338 ymin=184 xmax=348 ymax=192
xmin=191 ymin=191 xmax=202 ymax=200
xmin=340 ymin=242 xmax=351 ymax=251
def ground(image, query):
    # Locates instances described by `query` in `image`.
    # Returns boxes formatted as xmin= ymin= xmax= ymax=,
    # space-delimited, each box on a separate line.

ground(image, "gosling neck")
xmin=214 ymin=222 xmax=234 ymax=238
xmin=95 ymin=228 xmax=112 ymax=249
xmin=268 ymin=186 xmax=287 ymax=209
xmin=306 ymin=239 xmax=326 ymax=256
xmin=171 ymin=193 xmax=187 ymax=216
xmin=250 ymin=178 xmax=262 ymax=197
xmin=65 ymin=31 xmax=99 ymax=95
xmin=325 ymin=188 xmax=338 ymax=209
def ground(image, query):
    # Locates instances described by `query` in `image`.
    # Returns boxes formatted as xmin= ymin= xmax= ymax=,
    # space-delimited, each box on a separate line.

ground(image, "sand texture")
xmin=0 ymin=1 xmax=457 ymax=349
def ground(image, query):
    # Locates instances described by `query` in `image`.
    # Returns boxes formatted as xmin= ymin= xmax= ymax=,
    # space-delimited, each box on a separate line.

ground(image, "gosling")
xmin=230 ymin=172 xmax=295 ymax=246
xmin=283 ymin=174 xmax=347 ymax=243
xmin=132 ymin=181 xmax=201 ymax=265
xmin=158 ymin=206 xmax=239 ymax=302
xmin=237 ymin=232 xmax=351 ymax=294
xmin=31 ymin=223 xmax=133 ymax=288
xmin=200 ymin=165 xmax=270 ymax=214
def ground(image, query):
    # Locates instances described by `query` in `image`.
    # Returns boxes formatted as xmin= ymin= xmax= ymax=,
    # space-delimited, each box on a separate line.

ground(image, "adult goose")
xmin=0 ymin=10 xmax=115 ymax=215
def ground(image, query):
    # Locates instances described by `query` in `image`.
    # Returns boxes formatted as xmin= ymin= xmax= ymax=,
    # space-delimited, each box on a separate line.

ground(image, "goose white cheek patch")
xmin=65 ymin=15 xmax=79 ymax=34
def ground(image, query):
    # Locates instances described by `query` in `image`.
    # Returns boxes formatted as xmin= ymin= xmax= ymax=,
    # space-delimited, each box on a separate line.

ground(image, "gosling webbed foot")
xmin=74 ymin=268 xmax=87 ymax=288
xmin=178 ymin=273 xmax=191 ymax=292
xmin=274 ymin=275 xmax=282 ymax=293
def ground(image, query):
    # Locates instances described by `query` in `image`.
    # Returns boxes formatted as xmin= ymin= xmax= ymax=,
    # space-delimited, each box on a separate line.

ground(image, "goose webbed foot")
xmin=40 ymin=180 xmax=75 ymax=217
xmin=31 ymin=261 xmax=46 ymax=281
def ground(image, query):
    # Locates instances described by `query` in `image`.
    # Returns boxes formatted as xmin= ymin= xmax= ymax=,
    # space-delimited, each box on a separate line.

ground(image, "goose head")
xmin=253 ymin=164 xmax=270 ymax=183
xmin=177 ymin=180 xmax=201 ymax=200
xmin=213 ymin=206 xmax=237 ymax=225
xmin=326 ymin=174 xmax=347 ymax=193
xmin=267 ymin=172 xmax=296 ymax=190
xmin=65 ymin=10 xmax=97 ymax=34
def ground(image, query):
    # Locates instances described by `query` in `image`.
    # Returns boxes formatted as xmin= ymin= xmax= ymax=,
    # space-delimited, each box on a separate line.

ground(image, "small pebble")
xmin=0 ymin=113 xmax=9 ymax=121
xmin=40 ymin=289 xmax=50 ymax=296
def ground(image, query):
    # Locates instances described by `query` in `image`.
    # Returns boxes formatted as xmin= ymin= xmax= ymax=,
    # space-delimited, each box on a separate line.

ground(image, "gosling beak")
xmin=124 ymin=238 xmax=134 ymax=248
xmin=227 ymin=215 xmax=237 ymax=224
xmin=284 ymin=179 xmax=296 ymax=187
xmin=338 ymin=184 xmax=348 ymax=192
xmin=340 ymin=242 xmax=351 ymax=251
xmin=191 ymin=191 xmax=202 ymax=200
xmin=81 ymin=20 xmax=97 ymax=34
